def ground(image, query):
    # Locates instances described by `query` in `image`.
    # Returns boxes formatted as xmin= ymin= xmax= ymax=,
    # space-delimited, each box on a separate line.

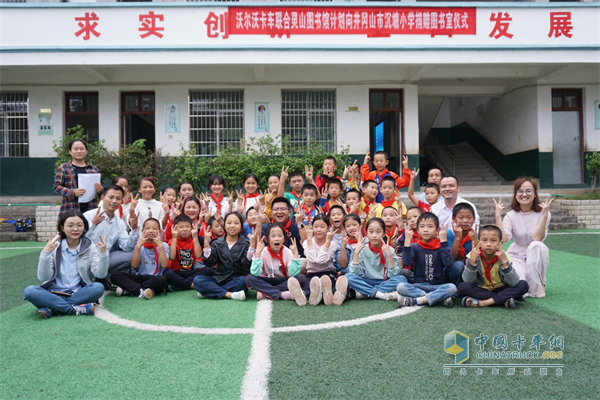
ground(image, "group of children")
xmin=26 ymin=151 xmax=529 ymax=318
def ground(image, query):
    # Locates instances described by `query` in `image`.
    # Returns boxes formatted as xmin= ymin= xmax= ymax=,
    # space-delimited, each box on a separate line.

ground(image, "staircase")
xmin=460 ymin=194 xmax=585 ymax=231
xmin=0 ymin=205 xmax=37 ymax=241
xmin=446 ymin=142 xmax=504 ymax=186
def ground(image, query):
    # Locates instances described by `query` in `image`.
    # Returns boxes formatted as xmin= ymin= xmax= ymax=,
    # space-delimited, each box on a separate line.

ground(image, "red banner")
xmin=228 ymin=7 xmax=476 ymax=38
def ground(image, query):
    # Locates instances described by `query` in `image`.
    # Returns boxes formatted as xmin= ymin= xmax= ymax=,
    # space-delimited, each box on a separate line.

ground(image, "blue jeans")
xmin=396 ymin=282 xmax=457 ymax=306
xmin=346 ymin=274 xmax=407 ymax=298
xmin=23 ymin=283 xmax=104 ymax=315
xmin=194 ymin=275 xmax=247 ymax=299
xmin=445 ymin=261 xmax=464 ymax=287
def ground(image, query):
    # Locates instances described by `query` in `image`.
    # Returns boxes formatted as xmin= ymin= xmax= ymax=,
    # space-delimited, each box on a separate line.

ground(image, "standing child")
xmin=380 ymin=206 xmax=404 ymax=249
xmin=129 ymin=177 xmax=165 ymax=234
xmin=163 ymin=196 xmax=202 ymax=242
xmin=194 ymin=212 xmax=251 ymax=301
xmin=160 ymin=187 xmax=178 ymax=230
xmin=396 ymin=212 xmax=455 ymax=308
xmin=446 ymin=203 xmax=478 ymax=287
xmin=361 ymin=151 xmax=411 ymax=203
xmin=245 ymin=223 xmax=309 ymax=304
xmin=314 ymin=156 xmax=342 ymax=195
xmin=407 ymin=168 xmax=441 ymax=212
xmin=321 ymin=178 xmax=345 ymax=213
xmin=296 ymin=184 xmax=323 ymax=229
xmin=327 ymin=205 xmax=346 ymax=243
xmin=337 ymin=213 xmax=363 ymax=274
xmin=207 ymin=174 xmax=230 ymax=219
xmin=23 ymin=210 xmax=108 ymax=318
xmin=357 ymin=180 xmax=380 ymax=225
xmin=178 ymin=181 xmax=195 ymax=200
xmin=346 ymin=218 xmax=408 ymax=301
xmin=234 ymin=173 xmax=260 ymax=219
xmin=242 ymin=206 xmax=259 ymax=240
xmin=112 ymin=218 xmax=168 ymax=299
xmin=164 ymin=215 xmax=212 ymax=291
xmin=284 ymin=170 xmax=305 ymax=210
xmin=293 ymin=214 xmax=347 ymax=306
xmin=459 ymin=225 xmax=529 ymax=309
xmin=376 ymin=176 xmax=407 ymax=218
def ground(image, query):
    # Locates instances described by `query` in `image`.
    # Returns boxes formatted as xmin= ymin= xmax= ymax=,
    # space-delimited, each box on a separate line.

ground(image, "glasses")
xmin=272 ymin=207 xmax=289 ymax=213
xmin=516 ymin=189 xmax=534 ymax=195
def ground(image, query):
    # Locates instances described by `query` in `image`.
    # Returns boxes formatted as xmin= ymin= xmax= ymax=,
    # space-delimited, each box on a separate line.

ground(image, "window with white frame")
xmin=281 ymin=89 xmax=336 ymax=152
xmin=189 ymin=90 xmax=244 ymax=156
xmin=0 ymin=92 xmax=29 ymax=158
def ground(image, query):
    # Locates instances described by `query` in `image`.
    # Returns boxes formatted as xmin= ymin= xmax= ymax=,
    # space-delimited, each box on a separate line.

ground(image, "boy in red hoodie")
xmin=361 ymin=151 xmax=411 ymax=203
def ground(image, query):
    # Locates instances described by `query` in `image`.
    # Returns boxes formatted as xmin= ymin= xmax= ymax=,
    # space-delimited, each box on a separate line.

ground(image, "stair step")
xmin=0 ymin=231 xmax=37 ymax=242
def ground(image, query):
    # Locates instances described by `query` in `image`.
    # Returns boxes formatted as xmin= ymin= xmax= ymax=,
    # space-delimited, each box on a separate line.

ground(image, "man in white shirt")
xmin=84 ymin=185 xmax=139 ymax=283
xmin=430 ymin=175 xmax=480 ymax=229
xmin=430 ymin=175 xmax=480 ymax=288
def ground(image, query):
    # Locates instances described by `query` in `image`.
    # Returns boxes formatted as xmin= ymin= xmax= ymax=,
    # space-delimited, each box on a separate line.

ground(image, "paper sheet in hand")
xmin=78 ymin=173 xmax=101 ymax=203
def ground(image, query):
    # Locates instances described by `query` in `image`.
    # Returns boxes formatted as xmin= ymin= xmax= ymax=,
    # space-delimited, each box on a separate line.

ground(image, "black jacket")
xmin=202 ymin=235 xmax=251 ymax=284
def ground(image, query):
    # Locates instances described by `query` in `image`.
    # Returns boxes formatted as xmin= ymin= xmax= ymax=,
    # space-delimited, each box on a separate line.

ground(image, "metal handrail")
xmin=423 ymin=133 xmax=455 ymax=175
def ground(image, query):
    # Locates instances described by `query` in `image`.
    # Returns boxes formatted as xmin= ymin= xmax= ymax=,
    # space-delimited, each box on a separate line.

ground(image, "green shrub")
xmin=52 ymin=125 xmax=109 ymax=170
xmin=585 ymin=152 xmax=600 ymax=191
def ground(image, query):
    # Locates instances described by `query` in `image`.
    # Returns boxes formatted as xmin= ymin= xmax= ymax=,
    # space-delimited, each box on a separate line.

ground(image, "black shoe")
xmin=95 ymin=278 xmax=114 ymax=291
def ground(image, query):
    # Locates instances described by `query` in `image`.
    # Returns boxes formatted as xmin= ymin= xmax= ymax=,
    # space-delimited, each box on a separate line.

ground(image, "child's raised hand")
xmin=214 ymin=213 xmax=224 ymax=226
xmin=469 ymin=242 xmax=481 ymax=265
xmin=202 ymin=225 xmax=211 ymax=240
xmin=255 ymin=236 xmax=266 ymax=255
xmin=226 ymin=191 xmax=234 ymax=205
xmin=468 ymin=224 xmax=479 ymax=245
xmin=355 ymin=239 xmax=366 ymax=254
xmin=410 ymin=167 xmax=420 ymax=181
xmin=495 ymin=242 xmax=507 ymax=263
xmin=294 ymin=210 xmax=304 ymax=226
xmin=289 ymin=237 xmax=299 ymax=256
xmin=305 ymin=226 xmax=313 ymax=240
xmin=138 ymin=231 xmax=148 ymax=246
xmin=368 ymin=205 xmax=379 ymax=219
xmin=402 ymin=155 xmax=409 ymax=170
xmin=395 ymin=191 xmax=402 ymax=205
xmin=248 ymin=227 xmax=257 ymax=248
xmin=396 ymin=214 xmax=405 ymax=230
xmin=96 ymin=234 xmax=108 ymax=253
xmin=404 ymin=228 xmax=414 ymax=244
xmin=257 ymin=191 xmax=266 ymax=206
xmin=129 ymin=212 xmax=140 ymax=231
xmin=191 ymin=224 xmax=199 ymax=239
xmin=342 ymin=165 xmax=350 ymax=180
xmin=341 ymin=231 xmax=348 ymax=246
xmin=129 ymin=194 xmax=140 ymax=213
xmin=452 ymin=222 xmax=463 ymax=238
xmin=363 ymin=153 xmax=371 ymax=165
xmin=438 ymin=224 xmax=448 ymax=242
xmin=43 ymin=232 xmax=61 ymax=253
xmin=304 ymin=165 xmax=314 ymax=181
xmin=349 ymin=203 xmax=358 ymax=214
xmin=280 ymin=165 xmax=289 ymax=181
xmin=492 ymin=197 xmax=505 ymax=217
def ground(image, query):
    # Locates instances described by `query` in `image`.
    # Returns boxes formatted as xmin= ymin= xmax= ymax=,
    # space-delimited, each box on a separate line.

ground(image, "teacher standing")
xmin=495 ymin=177 xmax=553 ymax=298
xmin=53 ymin=138 xmax=102 ymax=219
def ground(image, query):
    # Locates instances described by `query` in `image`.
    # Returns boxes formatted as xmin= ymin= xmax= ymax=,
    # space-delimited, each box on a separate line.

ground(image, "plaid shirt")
xmin=54 ymin=161 xmax=100 ymax=219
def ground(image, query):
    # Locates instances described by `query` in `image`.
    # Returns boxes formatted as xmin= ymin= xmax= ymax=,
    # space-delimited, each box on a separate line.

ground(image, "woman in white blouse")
xmin=494 ymin=177 xmax=553 ymax=298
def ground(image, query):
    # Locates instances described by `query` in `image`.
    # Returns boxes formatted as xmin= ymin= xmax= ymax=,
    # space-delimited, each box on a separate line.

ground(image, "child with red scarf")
xmin=396 ymin=207 xmax=423 ymax=259
xmin=397 ymin=212 xmax=456 ymax=308
xmin=375 ymin=176 xmax=407 ymax=218
xmin=356 ymin=180 xmax=380 ymax=225
xmin=360 ymin=151 xmax=411 ymax=203
xmin=233 ymin=173 xmax=260 ymax=221
xmin=380 ymin=206 xmax=404 ymax=250
xmin=295 ymin=184 xmax=323 ymax=229
xmin=163 ymin=215 xmax=213 ymax=291
xmin=207 ymin=174 xmax=230 ymax=219
xmin=337 ymin=214 xmax=363 ymax=274
xmin=245 ymin=223 xmax=309 ymax=305
xmin=112 ymin=218 xmax=168 ymax=299
xmin=446 ymin=203 xmax=478 ymax=287
xmin=346 ymin=218 xmax=410 ymax=301
xmin=458 ymin=225 xmax=529 ymax=310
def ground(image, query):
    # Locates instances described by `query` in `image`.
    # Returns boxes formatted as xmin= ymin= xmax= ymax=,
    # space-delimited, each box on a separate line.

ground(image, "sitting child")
xmin=397 ymin=212 xmax=455 ymax=308
xmin=245 ymin=223 xmax=309 ymax=305
xmin=346 ymin=218 xmax=408 ymax=301
xmin=459 ymin=225 xmax=529 ymax=309
xmin=194 ymin=212 xmax=251 ymax=301
xmin=24 ymin=210 xmax=108 ymax=318
xmin=337 ymin=213 xmax=363 ymax=274
xmin=112 ymin=218 xmax=168 ymax=299
xmin=446 ymin=203 xmax=478 ymax=287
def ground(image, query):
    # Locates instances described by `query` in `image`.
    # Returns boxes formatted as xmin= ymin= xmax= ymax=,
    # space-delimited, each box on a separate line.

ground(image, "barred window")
xmin=189 ymin=90 xmax=244 ymax=156
xmin=281 ymin=90 xmax=336 ymax=152
xmin=0 ymin=92 xmax=29 ymax=158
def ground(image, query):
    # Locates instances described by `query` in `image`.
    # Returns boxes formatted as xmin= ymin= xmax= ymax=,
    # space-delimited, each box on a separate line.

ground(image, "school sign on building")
xmin=1 ymin=2 xmax=599 ymax=194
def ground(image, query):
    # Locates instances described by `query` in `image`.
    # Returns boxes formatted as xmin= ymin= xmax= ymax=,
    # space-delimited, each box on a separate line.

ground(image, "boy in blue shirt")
xmin=446 ymin=203 xmax=478 ymax=287
xmin=397 ymin=212 xmax=456 ymax=308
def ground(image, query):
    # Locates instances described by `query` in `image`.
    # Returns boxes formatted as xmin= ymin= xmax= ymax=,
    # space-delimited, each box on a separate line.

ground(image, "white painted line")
xmin=271 ymin=306 xmax=420 ymax=333
xmin=547 ymin=232 xmax=600 ymax=235
xmin=240 ymin=300 xmax=273 ymax=400
xmin=0 ymin=247 xmax=44 ymax=250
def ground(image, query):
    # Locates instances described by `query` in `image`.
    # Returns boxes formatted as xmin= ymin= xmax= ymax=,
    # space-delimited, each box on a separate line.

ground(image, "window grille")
xmin=189 ymin=90 xmax=244 ymax=156
xmin=0 ymin=92 xmax=29 ymax=158
xmin=281 ymin=89 xmax=336 ymax=152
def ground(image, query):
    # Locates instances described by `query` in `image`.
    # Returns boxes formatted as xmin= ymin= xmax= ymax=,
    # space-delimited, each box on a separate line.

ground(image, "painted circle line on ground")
xmin=94 ymin=297 xmax=422 ymax=335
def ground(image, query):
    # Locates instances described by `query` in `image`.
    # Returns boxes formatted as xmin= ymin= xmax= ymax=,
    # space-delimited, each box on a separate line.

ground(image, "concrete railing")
xmin=557 ymin=200 xmax=600 ymax=230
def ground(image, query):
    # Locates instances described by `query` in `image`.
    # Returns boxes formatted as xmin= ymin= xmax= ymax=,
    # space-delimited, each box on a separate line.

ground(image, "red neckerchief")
xmin=289 ymin=191 xmax=302 ymax=205
xmin=368 ymin=242 xmax=385 ymax=268
xmin=243 ymin=193 xmax=259 ymax=208
xmin=385 ymin=226 xmax=398 ymax=244
xmin=301 ymin=204 xmax=316 ymax=226
xmin=481 ymin=255 xmax=499 ymax=290
xmin=267 ymin=247 xmax=288 ymax=277
xmin=375 ymin=169 xmax=390 ymax=184
xmin=347 ymin=238 xmax=358 ymax=245
xmin=118 ymin=204 xmax=123 ymax=218
xmin=381 ymin=199 xmax=396 ymax=208
xmin=211 ymin=193 xmax=223 ymax=215
xmin=417 ymin=238 xmax=441 ymax=250
xmin=411 ymin=230 xmax=421 ymax=244
xmin=142 ymin=242 xmax=160 ymax=275
xmin=458 ymin=232 xmax=472 ymax=262
xmin=363 ymin=199 xmax=375 ymax=216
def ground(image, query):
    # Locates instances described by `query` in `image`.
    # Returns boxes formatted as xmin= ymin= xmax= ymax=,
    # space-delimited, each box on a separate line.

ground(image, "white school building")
xmin=1 ymin=1 xmax=599 ymax=196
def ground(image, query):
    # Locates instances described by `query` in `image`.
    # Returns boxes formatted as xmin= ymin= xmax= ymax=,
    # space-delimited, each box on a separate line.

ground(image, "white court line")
xmin=547 ymin=232 xmax=600 ymax=235
xmin=240 ymin=300 xmax=273 ymax=400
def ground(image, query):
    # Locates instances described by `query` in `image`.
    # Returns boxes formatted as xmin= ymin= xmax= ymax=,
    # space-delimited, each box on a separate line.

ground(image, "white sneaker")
xmin=355 ymin=292 xmax=369 ymax=300
xmin=287 ymin=277 xmax=307 ymax=306
xmin=115 ymin=287 xmax=124 ymax=297
xmin=197 ymin=291 xmax=205 ymax=299
xmin=138 ymin=288 xmax=154 ymax=300
xmin=231 ymin=290 xmax=246 ymax=301
xmin=384 ymin=291 xmax=400 ymax=301
xmin=308 ymin=276 xmax=322 ymax=306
